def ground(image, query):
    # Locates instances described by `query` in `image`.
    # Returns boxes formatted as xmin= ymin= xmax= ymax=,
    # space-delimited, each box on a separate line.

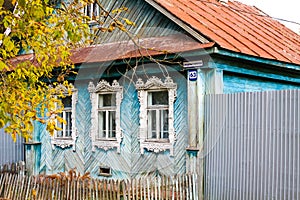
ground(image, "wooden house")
xmin=25 ymin=0 xmax=300 ymax=179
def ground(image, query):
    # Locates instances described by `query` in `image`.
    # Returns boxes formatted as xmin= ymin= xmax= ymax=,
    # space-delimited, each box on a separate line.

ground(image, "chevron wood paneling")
xmin=173 ymin=76 xmax=188 ymax=175
xmin=35 ymin=73 xmax=189 ymax=179
xmin=40 ymin=127 xmax=54 ymax=174
xmin=77 ymin=83 xmax=91 ymax=174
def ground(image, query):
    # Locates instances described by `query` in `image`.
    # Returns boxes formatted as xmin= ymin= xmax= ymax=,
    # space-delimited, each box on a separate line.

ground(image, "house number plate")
xmin=188 ymin=69 xmax=197 ymax=81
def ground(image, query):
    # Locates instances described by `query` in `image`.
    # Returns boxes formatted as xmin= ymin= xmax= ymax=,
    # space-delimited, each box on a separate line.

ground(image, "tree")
xmin=0 ymin=0 xmax=92 ymax=141
xmin=0 ymin=0 xmax=137 ymax=141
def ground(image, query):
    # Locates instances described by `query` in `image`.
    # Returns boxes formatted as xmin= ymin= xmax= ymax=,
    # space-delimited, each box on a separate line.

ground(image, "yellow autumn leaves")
xmin=0 ymin=0 xmax=89 ymax=141
xmin=0 ymin=0 xmax=136 ymax=141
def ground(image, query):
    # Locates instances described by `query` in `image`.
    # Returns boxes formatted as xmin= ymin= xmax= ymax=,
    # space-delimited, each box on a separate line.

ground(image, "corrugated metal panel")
xmin=0 ymin=129 xmax=24 ymax=165
xmin=204 ymin=90 xmax=300 ymax=199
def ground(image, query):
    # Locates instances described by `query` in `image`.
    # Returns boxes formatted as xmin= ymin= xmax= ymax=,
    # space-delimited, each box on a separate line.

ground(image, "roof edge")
xmin=145 ymin=0 xmax=211 ymax=44
xmin=215 ymin=47 xmax=300 ymax=71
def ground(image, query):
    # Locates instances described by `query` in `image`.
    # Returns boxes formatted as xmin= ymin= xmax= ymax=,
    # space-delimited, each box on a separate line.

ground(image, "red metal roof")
xmin=153 ymin=0 xmax=300 ymax=65
xmin=70 ymin=34 xmax=214 ymax=64
xmin=9 ymin=34 xmax=214 ymax=66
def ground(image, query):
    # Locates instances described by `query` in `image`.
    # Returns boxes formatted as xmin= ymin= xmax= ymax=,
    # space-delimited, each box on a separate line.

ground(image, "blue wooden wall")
xmin=223 ymin=73 xmax=300 ymax=93
xmin=209 ymin=56 xmax=300 ymax=93
xmin=37 ymin=65 xmax=188 ymax=179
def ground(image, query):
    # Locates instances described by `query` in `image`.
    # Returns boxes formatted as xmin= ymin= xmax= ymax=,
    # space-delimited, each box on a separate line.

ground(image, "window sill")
xmin=99 ymin=173 xmax=112 ymax=177
xmin=140 ymin=141 xmax=174 ymax=156
xmin=54 ymin=137 xmax=73 ymax=140
xmin=145 ymin=139 xmax=170 ymax=143
xmin=96 ymin=138 xmax=117 ymax=141
xmin=51 ymin=139 xmax=76 ymax=151
xmin=92 ymin=139 xmax=121 ymax=153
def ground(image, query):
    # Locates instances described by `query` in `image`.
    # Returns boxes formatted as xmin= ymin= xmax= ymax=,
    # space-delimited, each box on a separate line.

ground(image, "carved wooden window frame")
xmin=136 ymin=76 xmax=177 ymax=156
xmin=51 ymin=84 xmax=78 ymax=151
xmin=88 ymin=80 xmax=123 ymax=153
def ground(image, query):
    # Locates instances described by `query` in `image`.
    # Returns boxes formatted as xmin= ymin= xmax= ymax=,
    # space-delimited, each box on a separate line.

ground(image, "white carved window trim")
xmin=88 ymin=80 xmax=123 ymax=153
xmin=136 ymin=76 xmax=177 ymax=156
xmin=51 ymin=84 xmax=78 ymax=151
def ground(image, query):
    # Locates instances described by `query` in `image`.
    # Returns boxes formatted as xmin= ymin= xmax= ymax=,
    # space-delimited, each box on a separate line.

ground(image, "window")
xmin=51 ymin=84 xmax=78 ymax=151
xmin=97 ymin=93 xmax=116 ymax=139
xmin=147 ymin=91 xmax=169 ymax=140
xmin=99 ymin=166 xmax=112 ymax=177
xmin=136 ymin=76 xmax=177 ymax=156
xmin=56 ymin=96 xmax=72 ymax=138
xmin=88 ymin=80 xmax=123 ymax=153
xmin=83 ymin=2 xmax=100 ymax=21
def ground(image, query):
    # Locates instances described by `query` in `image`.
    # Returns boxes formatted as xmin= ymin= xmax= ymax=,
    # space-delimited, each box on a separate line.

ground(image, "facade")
xmin=25 ymin=0 xmax=300 ymax=179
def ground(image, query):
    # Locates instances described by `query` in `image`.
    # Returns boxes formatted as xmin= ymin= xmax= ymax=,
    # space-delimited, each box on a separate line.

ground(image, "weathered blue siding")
xmin=208 ymin=56 xmax=300 ymax=93
xmin=223 ymin=74 xmax=300 ymax=93
xmin=37 ymin=66 xmax=188 ymax=179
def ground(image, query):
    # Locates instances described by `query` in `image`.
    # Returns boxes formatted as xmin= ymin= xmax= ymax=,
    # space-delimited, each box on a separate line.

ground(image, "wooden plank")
xmin=89 ymin=179 xmax=92 ymax=200
xmin=13 ymin=174 xmax=19 ymax=198
xmin=144 ymin=178 xmax=147 ymax=200
xmin=95 ymin=180 xmax=99 ymax=200
xmin=117 ymin=180 xmax=121 ymax=200
xmin=127 ymin=179 xmax=131 ymax=200
xmin=122 ymin=180 xmax=127 ymax=200
xmin=132 ymin=178 xmax=135 ymax=200
xmin=19 ymin=175 xmax=26 ymax=199
xmin=188 ymin=174 xmax=192 ymax=200
xmin=138 ymin=178 xmax=141 ymax=200
xmin=0 ymin=174 xmax=5 ymax=193
xmin=10 ymin=174 xmax=18 ymax=199
xmin=156 ymin=177 xmax=159 ymax=200
xmin=24 ymin=176 xmax=31 ymax=200
xmin=5 ymin=174 xmax=14 ymax=198
xmin=193 ymin=174 xmax=198 ymax=200
xmin=109 ymin=179 xmax=113 ymax=200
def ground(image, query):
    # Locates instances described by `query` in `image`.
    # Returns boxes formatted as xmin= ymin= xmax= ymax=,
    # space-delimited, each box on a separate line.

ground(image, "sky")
xmin=237 ymin=0 xmax=300 ymax=33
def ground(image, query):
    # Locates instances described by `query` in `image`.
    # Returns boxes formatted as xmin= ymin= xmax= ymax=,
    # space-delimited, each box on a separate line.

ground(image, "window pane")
xmin=147 ymin=109 xmax=169 ymax=139
xmin=108 ymin=111 xmax=116 ymax=138
xmin=98 ymin=110 xmax=116 ymax=138
xmin=161 ymin=110 xmax=168 ymax=139
xmin=98 ymin=111 xmax=105 ymax=138
xmin=149 ymin=91 xmax=168 ymax=105
xmin=84 ymin=2 xmax=99 ymax=18
xmin=65 ymin=111 xmax=72 ymax=137
xmin=56 ymin=112 xmax=63 ymax=137
xmin=98 ymin=93 xmax=116 ymax=107
xmin=62 ymin=96 xmax=72 ymax=108
xmin=148 ymin=110 xmax=157 ymax=139
xmin=56 ymin=95 xmax=72 ymax=138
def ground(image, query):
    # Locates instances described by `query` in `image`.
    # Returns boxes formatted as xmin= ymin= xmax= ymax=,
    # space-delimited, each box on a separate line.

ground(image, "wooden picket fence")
xmin=0 ymin=173 xmax=199 ymax=200
xmin=0 ymin=162 xmax=25 ymax=175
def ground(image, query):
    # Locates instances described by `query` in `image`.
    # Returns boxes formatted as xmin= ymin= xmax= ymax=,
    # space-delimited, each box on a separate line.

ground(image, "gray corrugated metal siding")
xmin=0 ymin=128 xmax=24 ymax=165
xmin=204 ymin=90 xmax=300 ymax=200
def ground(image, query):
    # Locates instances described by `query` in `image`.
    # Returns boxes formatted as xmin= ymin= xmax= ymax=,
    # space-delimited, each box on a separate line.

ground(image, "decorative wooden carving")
xmin=88 ymin=80 xmax=123 ymax=153
xmin=136 ymin=76 xmax=177 ymax=156
xmin=51 ymin=84 xmax=78 ymax=151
